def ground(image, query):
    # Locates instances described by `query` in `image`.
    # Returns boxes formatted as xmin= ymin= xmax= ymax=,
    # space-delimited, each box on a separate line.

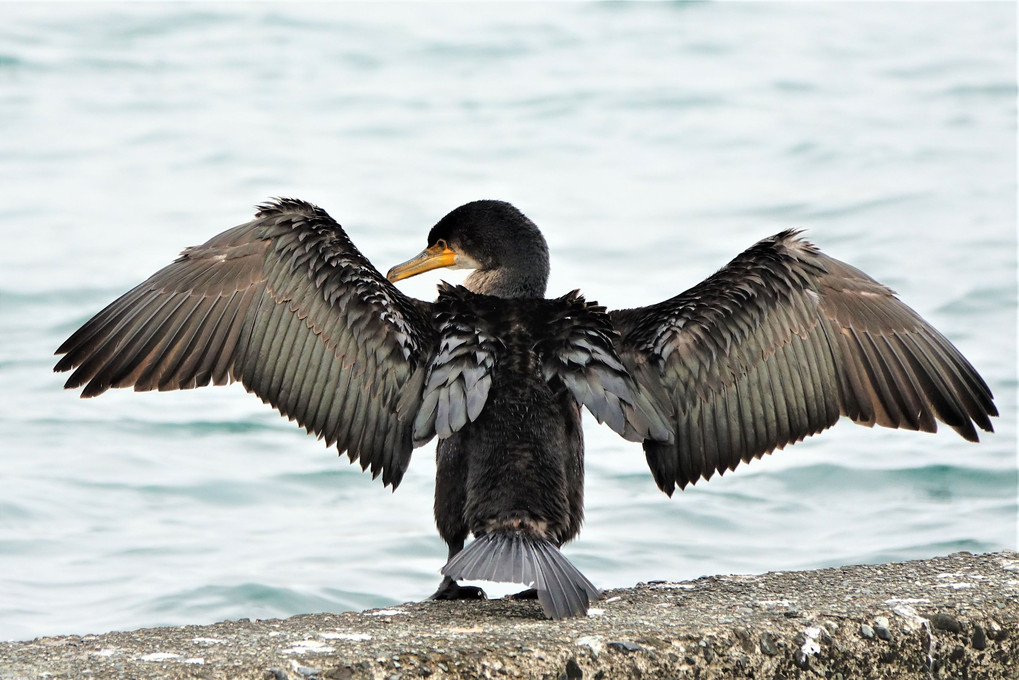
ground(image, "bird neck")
xmin=464 ymin=268 xmax=549 ymax=298
xmin=462 ymin=234 xmax=550 ymax=298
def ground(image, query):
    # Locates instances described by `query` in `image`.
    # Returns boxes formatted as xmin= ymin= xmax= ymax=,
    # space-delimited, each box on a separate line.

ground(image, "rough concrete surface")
xmin=2 ymin=551 xmax=1016 ymax=680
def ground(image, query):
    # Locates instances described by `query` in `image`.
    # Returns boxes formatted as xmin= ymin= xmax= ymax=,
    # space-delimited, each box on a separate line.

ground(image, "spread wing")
xmin=610 ymin=230 xmax=997 ymax=495
xmin=54 ymin=199 xmax=437 ymax=488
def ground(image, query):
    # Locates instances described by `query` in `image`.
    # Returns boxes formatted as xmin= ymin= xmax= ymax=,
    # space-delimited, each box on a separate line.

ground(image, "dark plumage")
xmin=54 ymin=198 xmax=997 ymax=619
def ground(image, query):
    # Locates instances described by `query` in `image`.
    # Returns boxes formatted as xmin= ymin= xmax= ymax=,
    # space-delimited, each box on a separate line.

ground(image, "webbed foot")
xmin=507 ymin=587 xmax=538 ymax=600
xmin=430 ymin=576 xmax=487 ymax=601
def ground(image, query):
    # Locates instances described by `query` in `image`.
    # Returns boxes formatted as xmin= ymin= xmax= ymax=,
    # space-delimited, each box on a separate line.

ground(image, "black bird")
xmin=54 ymin=198 xmax=997 ymax=619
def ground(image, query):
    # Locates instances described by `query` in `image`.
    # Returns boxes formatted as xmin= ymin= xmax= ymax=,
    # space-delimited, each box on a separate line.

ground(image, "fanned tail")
xmin=440 ymin=532 xmax=600 ymax=619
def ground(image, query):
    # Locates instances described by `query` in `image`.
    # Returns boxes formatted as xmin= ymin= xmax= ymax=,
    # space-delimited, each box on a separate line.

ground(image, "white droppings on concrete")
xmin=192 ymin=637 xmax=226 ymax=645
xmin=290 ymin=659 xmax=321 ymax=676
xmin=800 ymin=627 xmax=821 ymax=657
xmin=895 ymin=604 xmax=937 ymax=671
xmin=320 ymin=632 xmax=372 ymax=641
xmin=576 ymin=635 xmax=605 ymax=657
xmin=282 ymin=639 xmax=336 ymax=655
xmin=90 ymin=648 xmax=119 ymax=658
xmin=892 ymin=604 xmax=928 ymax=633
xmin=139 ymin=652 xmax=182 ymax=662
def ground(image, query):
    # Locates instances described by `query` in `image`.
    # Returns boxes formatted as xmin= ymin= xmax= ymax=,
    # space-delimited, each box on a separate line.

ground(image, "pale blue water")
xmin=1 ymin=3 xmax=1016 ymax=642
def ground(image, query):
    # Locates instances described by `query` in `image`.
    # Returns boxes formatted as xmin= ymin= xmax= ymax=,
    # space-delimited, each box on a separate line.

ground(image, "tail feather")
xmin=533 ymin=539 xmax=589 ymax=621
xmin=441 ymin=532 xmax=600 ymax=619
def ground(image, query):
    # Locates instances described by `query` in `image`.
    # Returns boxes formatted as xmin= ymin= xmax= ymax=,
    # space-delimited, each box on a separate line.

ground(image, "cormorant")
xmin=54 ymin=198 xmax=997 ymax=619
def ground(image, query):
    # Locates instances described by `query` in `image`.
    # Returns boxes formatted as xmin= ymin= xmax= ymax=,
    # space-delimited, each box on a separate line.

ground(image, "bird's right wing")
xmin=55 ymin=199 xmax=436 ymax=488
xmin=610 ymin=230 xmax=997 ymax=495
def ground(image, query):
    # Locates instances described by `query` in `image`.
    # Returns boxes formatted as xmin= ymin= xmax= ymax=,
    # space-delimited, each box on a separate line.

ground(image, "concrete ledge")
xmin=2 ymin=551 xmax=1016 ymax=679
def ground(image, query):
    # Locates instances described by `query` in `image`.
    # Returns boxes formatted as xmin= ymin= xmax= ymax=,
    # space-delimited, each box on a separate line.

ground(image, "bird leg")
xmin=430 ymin=540 xmax=487 ymax=601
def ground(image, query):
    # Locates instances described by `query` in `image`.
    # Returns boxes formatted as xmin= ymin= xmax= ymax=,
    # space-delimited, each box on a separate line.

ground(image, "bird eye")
xmin=436 ymin=239 xmax=448 ymax=250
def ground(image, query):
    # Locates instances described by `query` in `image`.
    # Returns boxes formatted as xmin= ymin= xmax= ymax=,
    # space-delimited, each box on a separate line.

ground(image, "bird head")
xmin=387 ymin=200 xmax=550 ymax=298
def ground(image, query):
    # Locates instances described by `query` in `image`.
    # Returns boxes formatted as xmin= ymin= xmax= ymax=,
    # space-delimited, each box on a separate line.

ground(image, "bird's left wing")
xmin=609 ymin=230 xmax=997 ymax=496
xmin=55 ymin=199 xmax=436 ymax=488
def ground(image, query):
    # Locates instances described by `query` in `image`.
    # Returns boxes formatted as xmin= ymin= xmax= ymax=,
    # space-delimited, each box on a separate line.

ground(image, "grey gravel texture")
xmin=2 ymin=551 xmax=1016 ymax=679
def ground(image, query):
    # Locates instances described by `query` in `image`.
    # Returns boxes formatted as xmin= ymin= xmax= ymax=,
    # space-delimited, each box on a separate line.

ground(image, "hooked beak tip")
xmin=386 ymin=243 xmax=459 ymax=283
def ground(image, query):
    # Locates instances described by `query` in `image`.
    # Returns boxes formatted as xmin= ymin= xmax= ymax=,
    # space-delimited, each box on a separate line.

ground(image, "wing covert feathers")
xmin=54 ymin=199 xmax=436 ymax=488
xmin=414 ymin=284 xmax=671 ymax=446
xmin=413 ymin=285 xmax=501 ymax=444
xmin=536 ymin=290 xmax=673 ymax=444
xmin=611 ymin=230 xmax=997 ymax=495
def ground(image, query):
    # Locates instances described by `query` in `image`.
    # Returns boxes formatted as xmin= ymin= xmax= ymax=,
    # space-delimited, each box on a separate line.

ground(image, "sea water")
xmin=0 ymin=2 xmax=1015 ymax=641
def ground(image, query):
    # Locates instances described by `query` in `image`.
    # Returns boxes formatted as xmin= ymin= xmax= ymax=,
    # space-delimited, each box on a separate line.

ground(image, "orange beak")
xmin=387 ymin=242 xmax=459 ymax=282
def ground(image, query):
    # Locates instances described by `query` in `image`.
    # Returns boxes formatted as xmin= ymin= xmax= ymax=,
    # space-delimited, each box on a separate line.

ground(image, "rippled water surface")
xmin=1 ymin=3 xmax=1015 ymax=641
